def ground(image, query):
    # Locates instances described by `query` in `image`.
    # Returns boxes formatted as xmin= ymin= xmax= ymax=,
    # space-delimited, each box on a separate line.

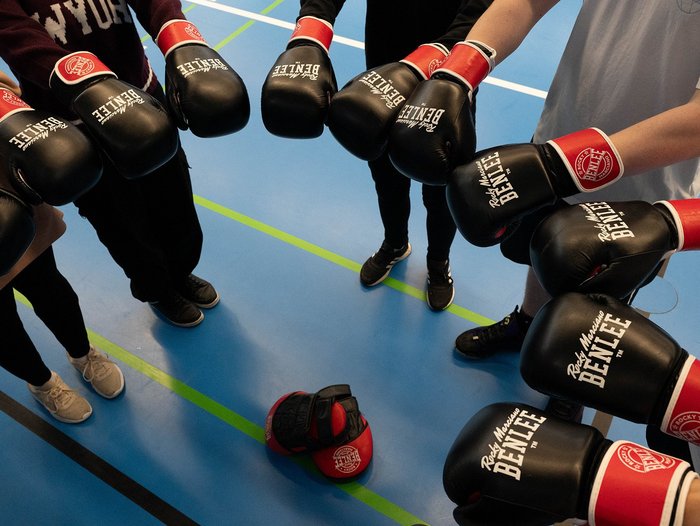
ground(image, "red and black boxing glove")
xmin=327 ymin=43 xmax=448 ymax=161
xmin=448 ymin=127 xmax=624 ymax=247
xmin=530 ymin=199 xmax=700 ymax=298
xmin=0 ymin=87 xmax=101 ymax=205
xmin=49 ymin=51 xmax=178 ymax=179
xmin=388 ymin=40 xmax=495 ymax=185
xmin=443 ymin=402 xmax=698 ymax=526
xmin=265 ymin=384 xmax=372 ymax=479
xmin=155 ymin=19 xmax=250 ymax=137
xmin=261 ymin=16 xmax=337 ymax=138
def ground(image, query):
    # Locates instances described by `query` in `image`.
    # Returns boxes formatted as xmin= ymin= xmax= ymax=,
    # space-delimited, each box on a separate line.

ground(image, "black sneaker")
xmin=360 ymin=241 xmax=412 ymax=286
xmin=545 ymin=397 xmax=584 ymax=424
xmin=176 ymin=274 xmax=220 ymax=309
xmin=149 ymin=290 xmax=204 ymax=328
xmin=454 ymin=305 xmax=532 ymax=359
xmin=426 ymin=259 xmax=454 ymax=311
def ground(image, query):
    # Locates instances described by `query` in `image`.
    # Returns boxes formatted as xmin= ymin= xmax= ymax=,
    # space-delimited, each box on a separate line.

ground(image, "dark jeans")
xmin=0 ymin=248 xmax=89 ymax=386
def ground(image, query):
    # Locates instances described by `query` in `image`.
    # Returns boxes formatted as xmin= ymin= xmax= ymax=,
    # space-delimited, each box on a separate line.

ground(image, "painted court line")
xmin=12 ymin=291 xmax=430 ymax=526
xmin=193 ymin=194 xmax=496 ymax=327
xmin=186 ymin=0 xmax=548 ymax=99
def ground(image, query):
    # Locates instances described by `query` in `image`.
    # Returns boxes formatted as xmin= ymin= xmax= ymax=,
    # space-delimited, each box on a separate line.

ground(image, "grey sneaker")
xmin=69 ymin=345 xmax=125 ymax=399
xmin=28 ymin=371 xmax=93 ymax=423
xmin=360 ymin=242 xmax=412 ymax=286
xmin=426 ymin=259 xmax=454 ymax=311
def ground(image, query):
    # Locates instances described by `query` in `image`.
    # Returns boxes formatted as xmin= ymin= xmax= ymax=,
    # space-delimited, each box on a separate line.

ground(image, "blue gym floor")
xmin=2 ymin=1 xmax=699 ymax=524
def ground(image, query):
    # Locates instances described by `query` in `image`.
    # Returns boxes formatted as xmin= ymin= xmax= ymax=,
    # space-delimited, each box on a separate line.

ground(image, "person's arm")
xmin=685 ymin=479 xmax=700 ymax=526
xmin=0 ymin=71 xmax=20 ymax=96
xmin=465 ymin=0 xmax=559 ymax=65
xmin=611 ymin=88 xmax=700 ymax=177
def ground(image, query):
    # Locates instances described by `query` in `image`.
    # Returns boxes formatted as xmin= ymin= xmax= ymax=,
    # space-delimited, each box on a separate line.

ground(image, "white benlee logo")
xmin=475 ymin=151 xmax=519 ymax=208
xmin=567 ymin=309 xmax=631 ymax=388
xmin=481 ymin=407 xmax=546 ymax=481
xmin=359 ymin=70 xmax=406 ymax=109
xmin=578 ymin=202 xmax=635 ymax=242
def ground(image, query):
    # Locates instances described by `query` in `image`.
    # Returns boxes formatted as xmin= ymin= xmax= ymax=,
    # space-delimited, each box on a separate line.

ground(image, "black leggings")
xmin=368 ymin=154 xmax=456 ymax=261
xmin=0 ymin=248 xmax=89 ymax=386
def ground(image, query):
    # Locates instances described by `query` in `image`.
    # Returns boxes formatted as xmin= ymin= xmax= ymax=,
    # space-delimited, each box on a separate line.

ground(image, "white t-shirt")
xmin=533 ymin=0 xmax=700 ymax=202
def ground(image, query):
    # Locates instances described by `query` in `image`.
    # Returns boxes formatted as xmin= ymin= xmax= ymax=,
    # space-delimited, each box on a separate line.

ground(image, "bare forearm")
xmin=466 ymin=0 xmax=559 ymax=65
xmin=612 ymin=89 xmax=700 ymax=177
xmin=684 ymin=479 xmax=700 ymax=526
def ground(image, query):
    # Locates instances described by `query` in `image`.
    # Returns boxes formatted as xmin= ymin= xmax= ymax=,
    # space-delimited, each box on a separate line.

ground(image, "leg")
xmin=422 ymin=184 xmax=457 ymax=310
xmin=359 ymin=155 xmax=413 ymax=286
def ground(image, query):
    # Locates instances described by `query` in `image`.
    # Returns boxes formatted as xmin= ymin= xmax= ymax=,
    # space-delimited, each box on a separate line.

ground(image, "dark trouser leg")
xmin=11 ymin=248 xmax=90 ymax=359
xmin=0 ymin=286 xmax=52 ymax=386
xmin=368 ymin=154 xmax=410 ymax=249
xmin=422 ymin=184 xmax=456 ymax=262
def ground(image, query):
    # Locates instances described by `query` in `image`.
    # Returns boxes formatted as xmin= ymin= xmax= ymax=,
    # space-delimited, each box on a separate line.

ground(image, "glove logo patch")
xmin=271 ymin=62 xmax=321 ymax=81
xmin=668 ymin=411 xmax=700 ymax=444
xmin=62 ymin=55 xmax=96 ymax=80
xmin=566 ymin=309 xmax=631 ymax=388
xmin=359 ymin=71 xmax=406 ymax=109
xmin=331 ymin=445 xmax=362 ymax=474
xmin=480 ymin=407 xmax=546 ymax=481
xmin=578 ymin=202 xmax=635 ymax=242
xmin=183 ymin=23 xmax=203 ymax=41
xmin=574 ymin=147 xmax=615 ymax=183
xmin=616 ymin=443 xmax=677 ymax=473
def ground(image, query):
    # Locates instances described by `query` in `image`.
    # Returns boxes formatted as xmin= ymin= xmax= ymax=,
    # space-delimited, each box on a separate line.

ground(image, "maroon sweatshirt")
xmin=0 ymin=0 xmax=186 ymax=117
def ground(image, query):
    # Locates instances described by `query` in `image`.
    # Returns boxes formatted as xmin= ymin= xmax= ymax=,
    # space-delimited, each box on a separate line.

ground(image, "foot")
xmin=426 ymin=258 xmax=454 ymax=311
xmin=360 ymin=241 xmax=412 ymax=286
xmin=149 ymin=290 xmax=204 ymax=328
xmin=28 ymin=372 xmax=92 ymax=424
xmin=69 ymin=345 xmax=125 ymax=399
xmin=455 ymin=306 xmax=532 ymax=359
xmin=176 ymin=274 xmax=220 ymax=309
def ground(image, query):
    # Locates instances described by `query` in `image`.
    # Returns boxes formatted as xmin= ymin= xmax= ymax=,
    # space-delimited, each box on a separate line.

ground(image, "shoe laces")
xmin=472 ymin=310 xmax=526 ymax=344
xmin=372 ymin=243 xmax=407 ymax=268
xmin=42 ymin=384 xmax=78 ymax=411
xmin=428 ymin=261 xmax=453 ymax=287
xmin=79 ymin=349 xmax=113 ymax=383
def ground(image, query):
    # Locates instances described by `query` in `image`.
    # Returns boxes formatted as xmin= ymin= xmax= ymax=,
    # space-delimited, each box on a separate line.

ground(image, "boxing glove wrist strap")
xmin=432 ymin=40 xmax=496 ymax=92
xmin=590 ymin=440 xmax=696 ymax=526
xmin=0 ymin=88 xmax=31 ymax=121
xmin=547 ymin=127 xmax=624 ymax=193
xmin=289 ymin=16 xmax=334 ymax=54
xmin=156 ymin=19 xmax=208 ymax=57
xmin=52 ymin=51 xmax=116 ymax=87
xmin=654 ymin=199 xmax=700 ymax=251
xmin=399 ymin=43 xmax=449 ymax=80
xmin=662 ymin=356 xmax=700 ymax=445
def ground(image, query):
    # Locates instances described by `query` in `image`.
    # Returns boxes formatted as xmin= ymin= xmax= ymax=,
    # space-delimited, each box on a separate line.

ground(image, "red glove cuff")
xmin=311 ymin=414 xmax=373 ymax=479
xmin=289 ymin=16 xmax=334 ymax=54
xmin=548 ymin=128 xmax=624 ymax=193
xmin=662 ymin=356 xmax=700 ymax=445
xmin=0 ymin=88 xmax=31 ymax=121
xmin=590 ymin=440 xmax=696 ymax=526
xmin=156 ymin=19 xmax=208 ymax=58
xmin=400 ymin=43 xmax=449 ymax=80
xmin=52 ymin=51 xmax=116 ymax=86
xmin=432 ymin=40 xmax=495 ymax=91
xmin=655 ymin=199 xmax=700 ymax=251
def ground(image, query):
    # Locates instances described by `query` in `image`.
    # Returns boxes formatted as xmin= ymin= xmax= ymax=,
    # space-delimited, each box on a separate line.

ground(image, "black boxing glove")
xmin=521 ymin=292 xmax=700 ymax=447
xmin=155 ymin=19 xmax=250 ymax=137
xmin=49 ymin=51 xmax=178 ymax=179
xmin=0 ymin=87 xmax=101 ymax=205
xmin=327 ymin=43 xmax=448 ymax=161
xmin=444 ymin=402 xmax=697 ymax=526
xmin=261 ymin=16 xmax=337 ymax=138
xmin=388 ymin=41 xmax=495 ymax=185
xmin=448 ymin=128 xmax=624 ymax=247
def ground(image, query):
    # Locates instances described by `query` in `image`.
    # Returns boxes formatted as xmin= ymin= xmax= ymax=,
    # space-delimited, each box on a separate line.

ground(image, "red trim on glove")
xmin=52 ymin=51 xmax=116 ymax=85
xmin=156 ymin=19 xmax=208 ymax=58
xmin=431 ymin=41 xmax=494 ymax=92
xmin=289 ymin=16 xmax=334 ymax=54
xmin=548 ymin=128 xmax=624 ymax=192
xmin=400 ymin=43 xmax=449 ymax=80
xmin=0 ymin=88 xmax=31 ymax=121
xmin=663 ymin=357 xmax=700 ymax=446
xmin=658 ymin=199 xmax=700 ymax=251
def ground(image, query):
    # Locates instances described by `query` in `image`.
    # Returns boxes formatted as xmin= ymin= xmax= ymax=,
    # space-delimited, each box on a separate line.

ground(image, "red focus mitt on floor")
xmin=265 ymin=384 xmax=373 ymax=479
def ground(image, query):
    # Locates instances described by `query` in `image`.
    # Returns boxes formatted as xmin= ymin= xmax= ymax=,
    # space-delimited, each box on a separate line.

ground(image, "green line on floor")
xmin=193 ymin=194 xmax=495 ymax=327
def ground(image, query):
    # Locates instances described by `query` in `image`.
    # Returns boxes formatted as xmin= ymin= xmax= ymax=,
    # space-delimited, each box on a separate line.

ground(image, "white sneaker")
xmin=28 ymin=372 xmax=93 ymax=424
xmin=69 ymin=345 xmax=125 ymax=399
